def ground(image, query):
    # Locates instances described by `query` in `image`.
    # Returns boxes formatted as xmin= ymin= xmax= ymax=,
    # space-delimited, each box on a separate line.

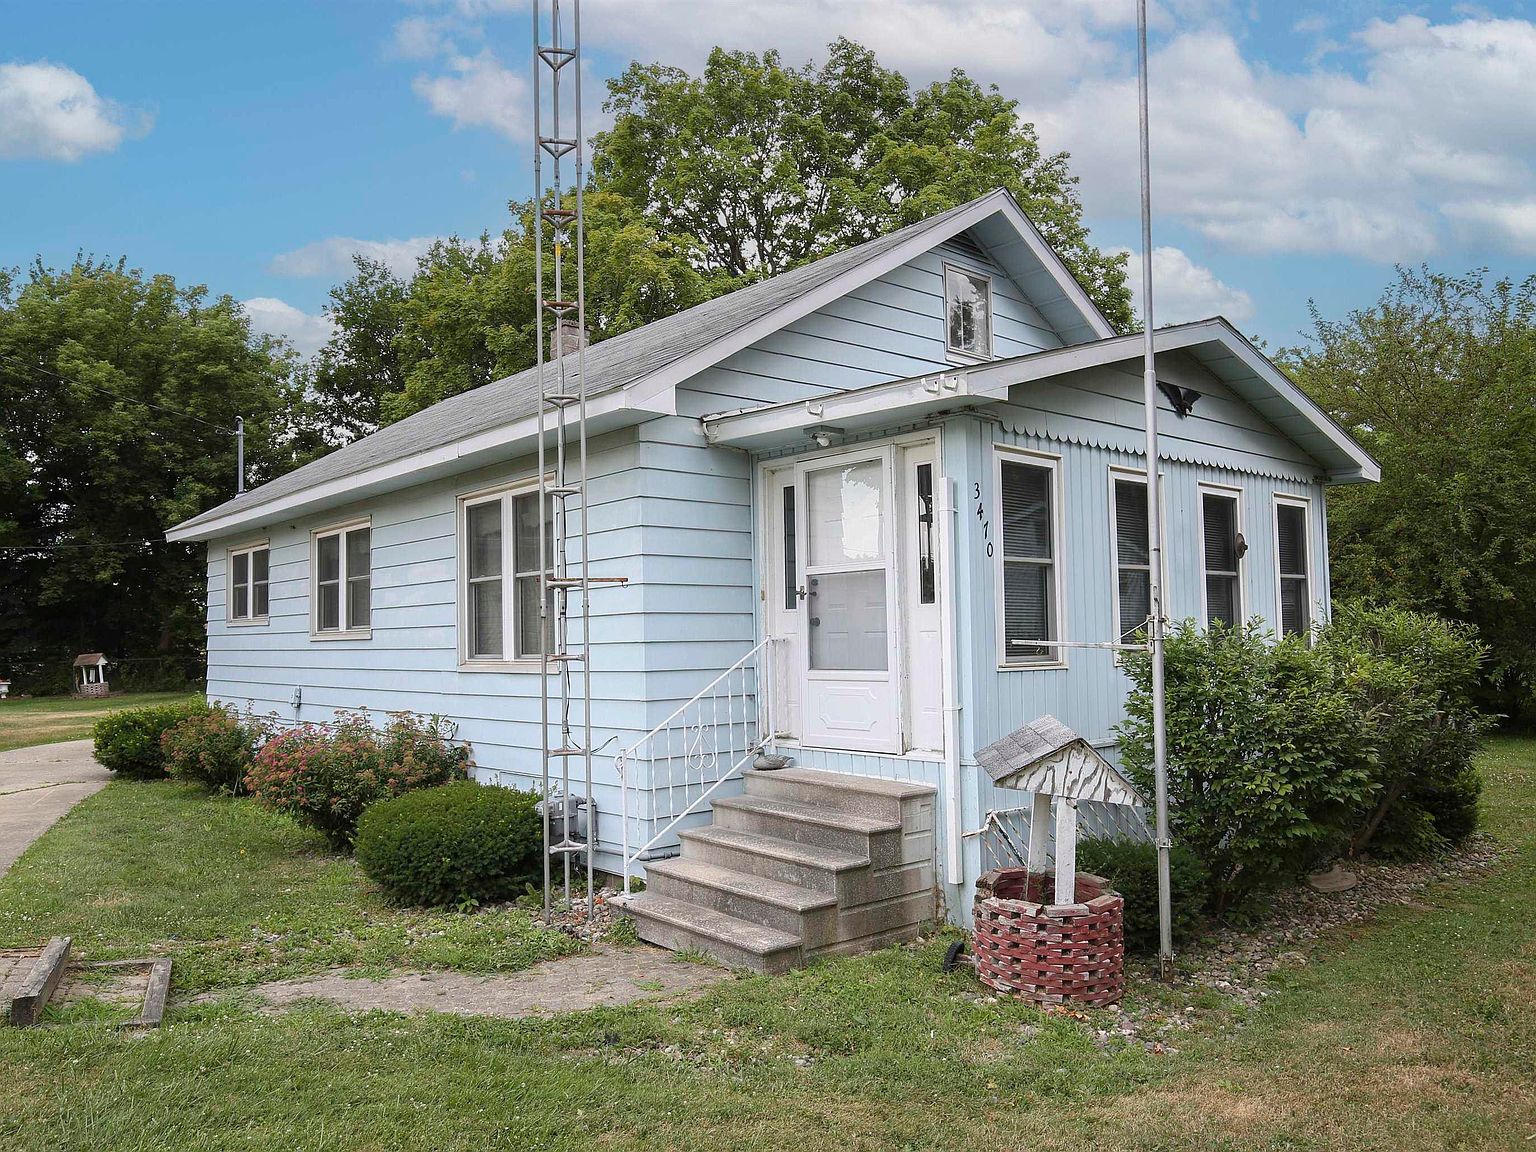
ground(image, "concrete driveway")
xmin=0 ymin=740 xmax=110 ymax=879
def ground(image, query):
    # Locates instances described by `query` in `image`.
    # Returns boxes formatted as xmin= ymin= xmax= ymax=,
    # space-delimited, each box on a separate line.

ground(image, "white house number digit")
xmin=973 ymin=482 xmax=993 ymax=558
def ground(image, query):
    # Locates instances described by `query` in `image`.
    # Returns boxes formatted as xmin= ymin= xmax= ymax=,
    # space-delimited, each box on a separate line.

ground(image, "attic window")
xmin=945 ymin=265 xmax=992 ymax=359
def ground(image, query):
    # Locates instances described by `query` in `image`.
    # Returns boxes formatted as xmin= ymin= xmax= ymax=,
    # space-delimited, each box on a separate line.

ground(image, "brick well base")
xmin=972 ymin=868 xmax=1125 ymax=1008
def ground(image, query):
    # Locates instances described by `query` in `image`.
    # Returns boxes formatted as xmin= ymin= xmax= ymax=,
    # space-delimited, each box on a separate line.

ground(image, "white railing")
xmin=615 ymin=637 xmax=779 ymax=894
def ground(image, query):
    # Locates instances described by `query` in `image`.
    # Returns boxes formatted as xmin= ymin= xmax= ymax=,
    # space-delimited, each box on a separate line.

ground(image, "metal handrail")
xmin=615 ymin=637 xmax=777 ymax=894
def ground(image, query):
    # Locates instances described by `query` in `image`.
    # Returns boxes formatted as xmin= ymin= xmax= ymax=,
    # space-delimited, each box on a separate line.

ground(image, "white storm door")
xmin=799 ymin=450 xmax=901 ymax=753
xmin=901 ymin=443 xmax=944 ymax=753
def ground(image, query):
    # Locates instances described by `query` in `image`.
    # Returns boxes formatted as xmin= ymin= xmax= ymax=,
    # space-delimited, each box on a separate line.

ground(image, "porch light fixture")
xmin=807 ymin=425 xmax=844 ymax=448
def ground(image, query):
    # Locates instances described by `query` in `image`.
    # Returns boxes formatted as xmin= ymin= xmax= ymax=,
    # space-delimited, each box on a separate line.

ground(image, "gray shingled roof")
xmin=171 ymin=196 xmax=996 ymax=536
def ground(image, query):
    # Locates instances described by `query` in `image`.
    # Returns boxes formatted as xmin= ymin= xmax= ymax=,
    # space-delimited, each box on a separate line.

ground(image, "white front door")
xmin=797 ymin=448 xmax=901 ymax=754
xmin=900 ymin=443 xmax=944 ymax=753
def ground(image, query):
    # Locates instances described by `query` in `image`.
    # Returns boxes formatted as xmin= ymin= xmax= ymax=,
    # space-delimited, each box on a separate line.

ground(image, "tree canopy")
xmin=1286 ymin=266 xmax=1536 ymax=723
xmin=310 ymin=38 xmax=1131 ymax=432
xmin=0 ymin=259 xmax=313 ymax=691
xmin=596 ymin=39 xmax=1131 ymax=326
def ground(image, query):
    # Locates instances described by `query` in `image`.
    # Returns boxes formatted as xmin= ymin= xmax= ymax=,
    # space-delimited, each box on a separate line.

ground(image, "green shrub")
xmin=356 ymin=780 xmax=542 ymax=907
xmin=1077 ymin=837 xmax=1209 ymax=954
xmin=1317 ymin=602 xmax=1492 ymax=858
xmin=93 ymin=699 xmax=210 ymax=779
xmin=1117 ymin=622 xmax=1376 ymax=916
xmin=245 ymin=711 xmax=470 ymax=849
xmin=160 ymin=706 xmax=263 ymax=794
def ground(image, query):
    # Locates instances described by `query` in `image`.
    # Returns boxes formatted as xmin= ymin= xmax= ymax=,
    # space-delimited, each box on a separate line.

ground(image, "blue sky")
xmin=4 ymin=1 xmax=1534 ymax=357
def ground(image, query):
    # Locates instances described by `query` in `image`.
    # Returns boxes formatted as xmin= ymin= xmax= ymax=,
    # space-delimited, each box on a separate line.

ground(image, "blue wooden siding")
xmin=201 ymin=226 xmax=1339 ymax=919
xmin=675 ymin=238 xmax=1066 ymax=418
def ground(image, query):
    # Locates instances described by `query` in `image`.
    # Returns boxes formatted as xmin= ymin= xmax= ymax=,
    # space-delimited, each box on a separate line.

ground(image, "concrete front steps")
xmin=625 ymin=767 xmax=937 ymax=973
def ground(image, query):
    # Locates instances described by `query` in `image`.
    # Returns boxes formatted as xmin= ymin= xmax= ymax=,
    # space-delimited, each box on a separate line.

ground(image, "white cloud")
xmin=270 ymin=235 xmax=441 ymax=279
xmin=1116 ymin=246 xmax=1254 ymax=324
xmin=243 ymin=297 xmax=335 ymax=359
xmin=1443 ymin=199 xmax=1536 ymax=255
xmin=394 ymin=5 xmax=1536 ymax=263
xmin=0 ymin=61 xmax=148 ymax=162
xmin=412 ymin=49 xmax=528 ymax=140
xmin=1036 ymin=16 xmax=1536 ymax=261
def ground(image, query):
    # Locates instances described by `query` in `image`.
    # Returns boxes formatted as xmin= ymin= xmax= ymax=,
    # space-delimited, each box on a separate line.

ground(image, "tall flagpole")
xmin=1137 ymin=0 xmax=1175 ymax=981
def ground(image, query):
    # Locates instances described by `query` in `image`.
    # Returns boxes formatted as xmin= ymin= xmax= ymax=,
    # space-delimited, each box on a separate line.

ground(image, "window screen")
xmin=1114 ymin=478 xmax=1151 ymax=643
xmin=1276 ymin=502 xmax=1309 ymax=637
xmin=1202 ymin=492 xmax=1240 ymax=628
xmin=1000 ymin=459 xmax=1056 ymax=661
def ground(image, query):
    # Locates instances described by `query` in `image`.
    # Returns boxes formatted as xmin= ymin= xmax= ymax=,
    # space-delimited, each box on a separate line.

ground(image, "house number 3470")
xmin=973 ymin=482 xmax=993 ymax=558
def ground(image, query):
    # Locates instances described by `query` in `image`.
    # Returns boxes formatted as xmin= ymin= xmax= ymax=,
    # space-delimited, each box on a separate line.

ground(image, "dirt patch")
xmin=210 ymin=944 xmax=731 ymax=1020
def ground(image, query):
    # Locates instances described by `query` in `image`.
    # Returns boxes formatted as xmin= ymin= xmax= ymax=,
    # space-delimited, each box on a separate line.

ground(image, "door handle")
xmin=809 ymin=617 xmax=820 ymax=627
xmin=796 ymin=585 xmax=808 ymax=601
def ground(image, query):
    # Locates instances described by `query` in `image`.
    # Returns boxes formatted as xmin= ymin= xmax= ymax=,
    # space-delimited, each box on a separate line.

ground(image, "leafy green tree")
xmin=0 ymin=258 xmax=310 ymax=690
xmin=1286 ymin=267 xmax=1536 ymax=723
xmin=310 ymin=190 xmax=714 ymax=429
xmin=595 ymin=38 xmax=1132 ymax=327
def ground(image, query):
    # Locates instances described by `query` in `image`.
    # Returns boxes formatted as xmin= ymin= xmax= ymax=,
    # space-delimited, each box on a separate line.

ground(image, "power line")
xmin=0 ymin=350 xmax=238 ymax=436
xmin=0 ymin=539 xmax=165 ymax=552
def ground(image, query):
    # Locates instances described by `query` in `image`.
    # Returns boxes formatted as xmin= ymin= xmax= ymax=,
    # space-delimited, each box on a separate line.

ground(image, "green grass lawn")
xmin=0 ymin=781 xmax=577 ymax=991
xmin=0 ymin=691 xmax=202 ymax=753
xmin=0 ymin=741 xmax=1532 ymax=1150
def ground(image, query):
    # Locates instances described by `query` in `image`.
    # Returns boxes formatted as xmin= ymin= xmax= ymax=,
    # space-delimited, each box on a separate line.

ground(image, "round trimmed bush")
xmin=93 ymin=699 xmax=210 ymax=779
xmin=355 ymin=780 xmax=542 ymax=907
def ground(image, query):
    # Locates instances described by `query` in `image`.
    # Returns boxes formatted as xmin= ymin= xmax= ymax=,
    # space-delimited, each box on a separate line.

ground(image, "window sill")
xmin=945 ymin=347 xmax=992 ymax=366
xmin=310 ymin=628 xmax=372 ymax=642
xmin=226 ymin=617 xmax=270 ymax=628
xmin=458 ymin=658 xmax=543 ymax=672
xmin=997 ymin=660 xmax=1069 ymax=672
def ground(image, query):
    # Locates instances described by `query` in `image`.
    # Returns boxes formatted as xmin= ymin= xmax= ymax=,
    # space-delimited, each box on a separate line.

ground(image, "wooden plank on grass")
xmin=8 ymin=936 xmax=71 ymax=1027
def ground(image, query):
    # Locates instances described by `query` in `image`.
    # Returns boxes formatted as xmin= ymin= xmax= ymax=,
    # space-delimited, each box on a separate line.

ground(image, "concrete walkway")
xmin=223 ymin=946 xmax=732 ymax=1020
xmin=0 ymin=740 xmax=110 ymax=879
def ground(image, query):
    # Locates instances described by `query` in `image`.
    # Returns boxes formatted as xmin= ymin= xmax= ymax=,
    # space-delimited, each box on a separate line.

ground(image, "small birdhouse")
xmin=72 ymin=653 xmax=110 ymax=698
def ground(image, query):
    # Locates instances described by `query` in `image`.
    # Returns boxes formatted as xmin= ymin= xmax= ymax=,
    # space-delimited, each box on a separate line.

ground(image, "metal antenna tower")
xmin=533 ymin=0 xmax=597 ymax=921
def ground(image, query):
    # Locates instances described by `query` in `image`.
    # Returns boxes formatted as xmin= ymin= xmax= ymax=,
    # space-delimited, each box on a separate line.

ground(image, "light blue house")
xmin=169 ymin=189 xmax=1377 ymax=967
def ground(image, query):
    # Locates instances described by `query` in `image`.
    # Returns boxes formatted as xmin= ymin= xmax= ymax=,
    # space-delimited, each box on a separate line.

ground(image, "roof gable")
xmin=169 ymin=189 xmax=1112 ymax=542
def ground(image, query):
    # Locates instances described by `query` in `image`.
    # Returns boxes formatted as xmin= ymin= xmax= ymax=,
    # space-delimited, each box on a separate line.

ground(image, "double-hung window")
xmin=460 ymin=485 xmax=554 ymax=664
xmin=312 ymin=521 xmax=371 ymax=637
xmin=945 ymin=264 xmax=993 ymax=359
xmin=997 ymin=450 xmax=1061 ymax=664
xmin=1111 ymin=476 xmax=1152 ymax=644
xmin=228 ymin=543 xmax=269 ymax=623
xmin=1200 ymin=489 xmax=1242 ymax=629
xmin=1275 ymin=497 xmax=1311 ymax=637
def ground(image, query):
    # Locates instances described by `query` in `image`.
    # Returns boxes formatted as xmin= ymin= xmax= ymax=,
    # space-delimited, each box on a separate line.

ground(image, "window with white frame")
xmin=228 ymin=543 xmax=269 ymax=622
xmin=1111 ymin=477 xmax=1151 ymax=643
xmin=945 ymin=265 xmax=992 ymax=359
xmin=998 ymin=452 xmax=1060 ymax=663
xmin=312 ymin=521 xmax=371 ymax=636
xmin=1201 ymin=490 xmax=1242 ymax=629
xmin=460 ymin=486 xmax=554 ymax=663
xmin=1275 ymin=498 xmax=1310 ymax=637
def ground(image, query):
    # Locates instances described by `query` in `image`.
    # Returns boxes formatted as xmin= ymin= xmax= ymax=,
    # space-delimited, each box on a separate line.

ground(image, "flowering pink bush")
xmin=245 ymin=711 xmax=470 ymax=849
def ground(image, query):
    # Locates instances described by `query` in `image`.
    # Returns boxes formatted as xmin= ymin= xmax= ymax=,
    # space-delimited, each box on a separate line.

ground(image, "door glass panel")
xmin=808 ymin=572 xmax=888 ymax=671
xmin=782 ymin=485 xmax=797 ymax=610
xmin=807 ymin=461 xmax=883 ymax=565
xmin=916 ymin=463 xmax=935 ymax=605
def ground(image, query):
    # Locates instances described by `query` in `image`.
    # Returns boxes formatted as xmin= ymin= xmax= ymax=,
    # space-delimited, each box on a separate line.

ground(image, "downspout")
xmin=936 ymin=457 xmax=965 ymax=890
